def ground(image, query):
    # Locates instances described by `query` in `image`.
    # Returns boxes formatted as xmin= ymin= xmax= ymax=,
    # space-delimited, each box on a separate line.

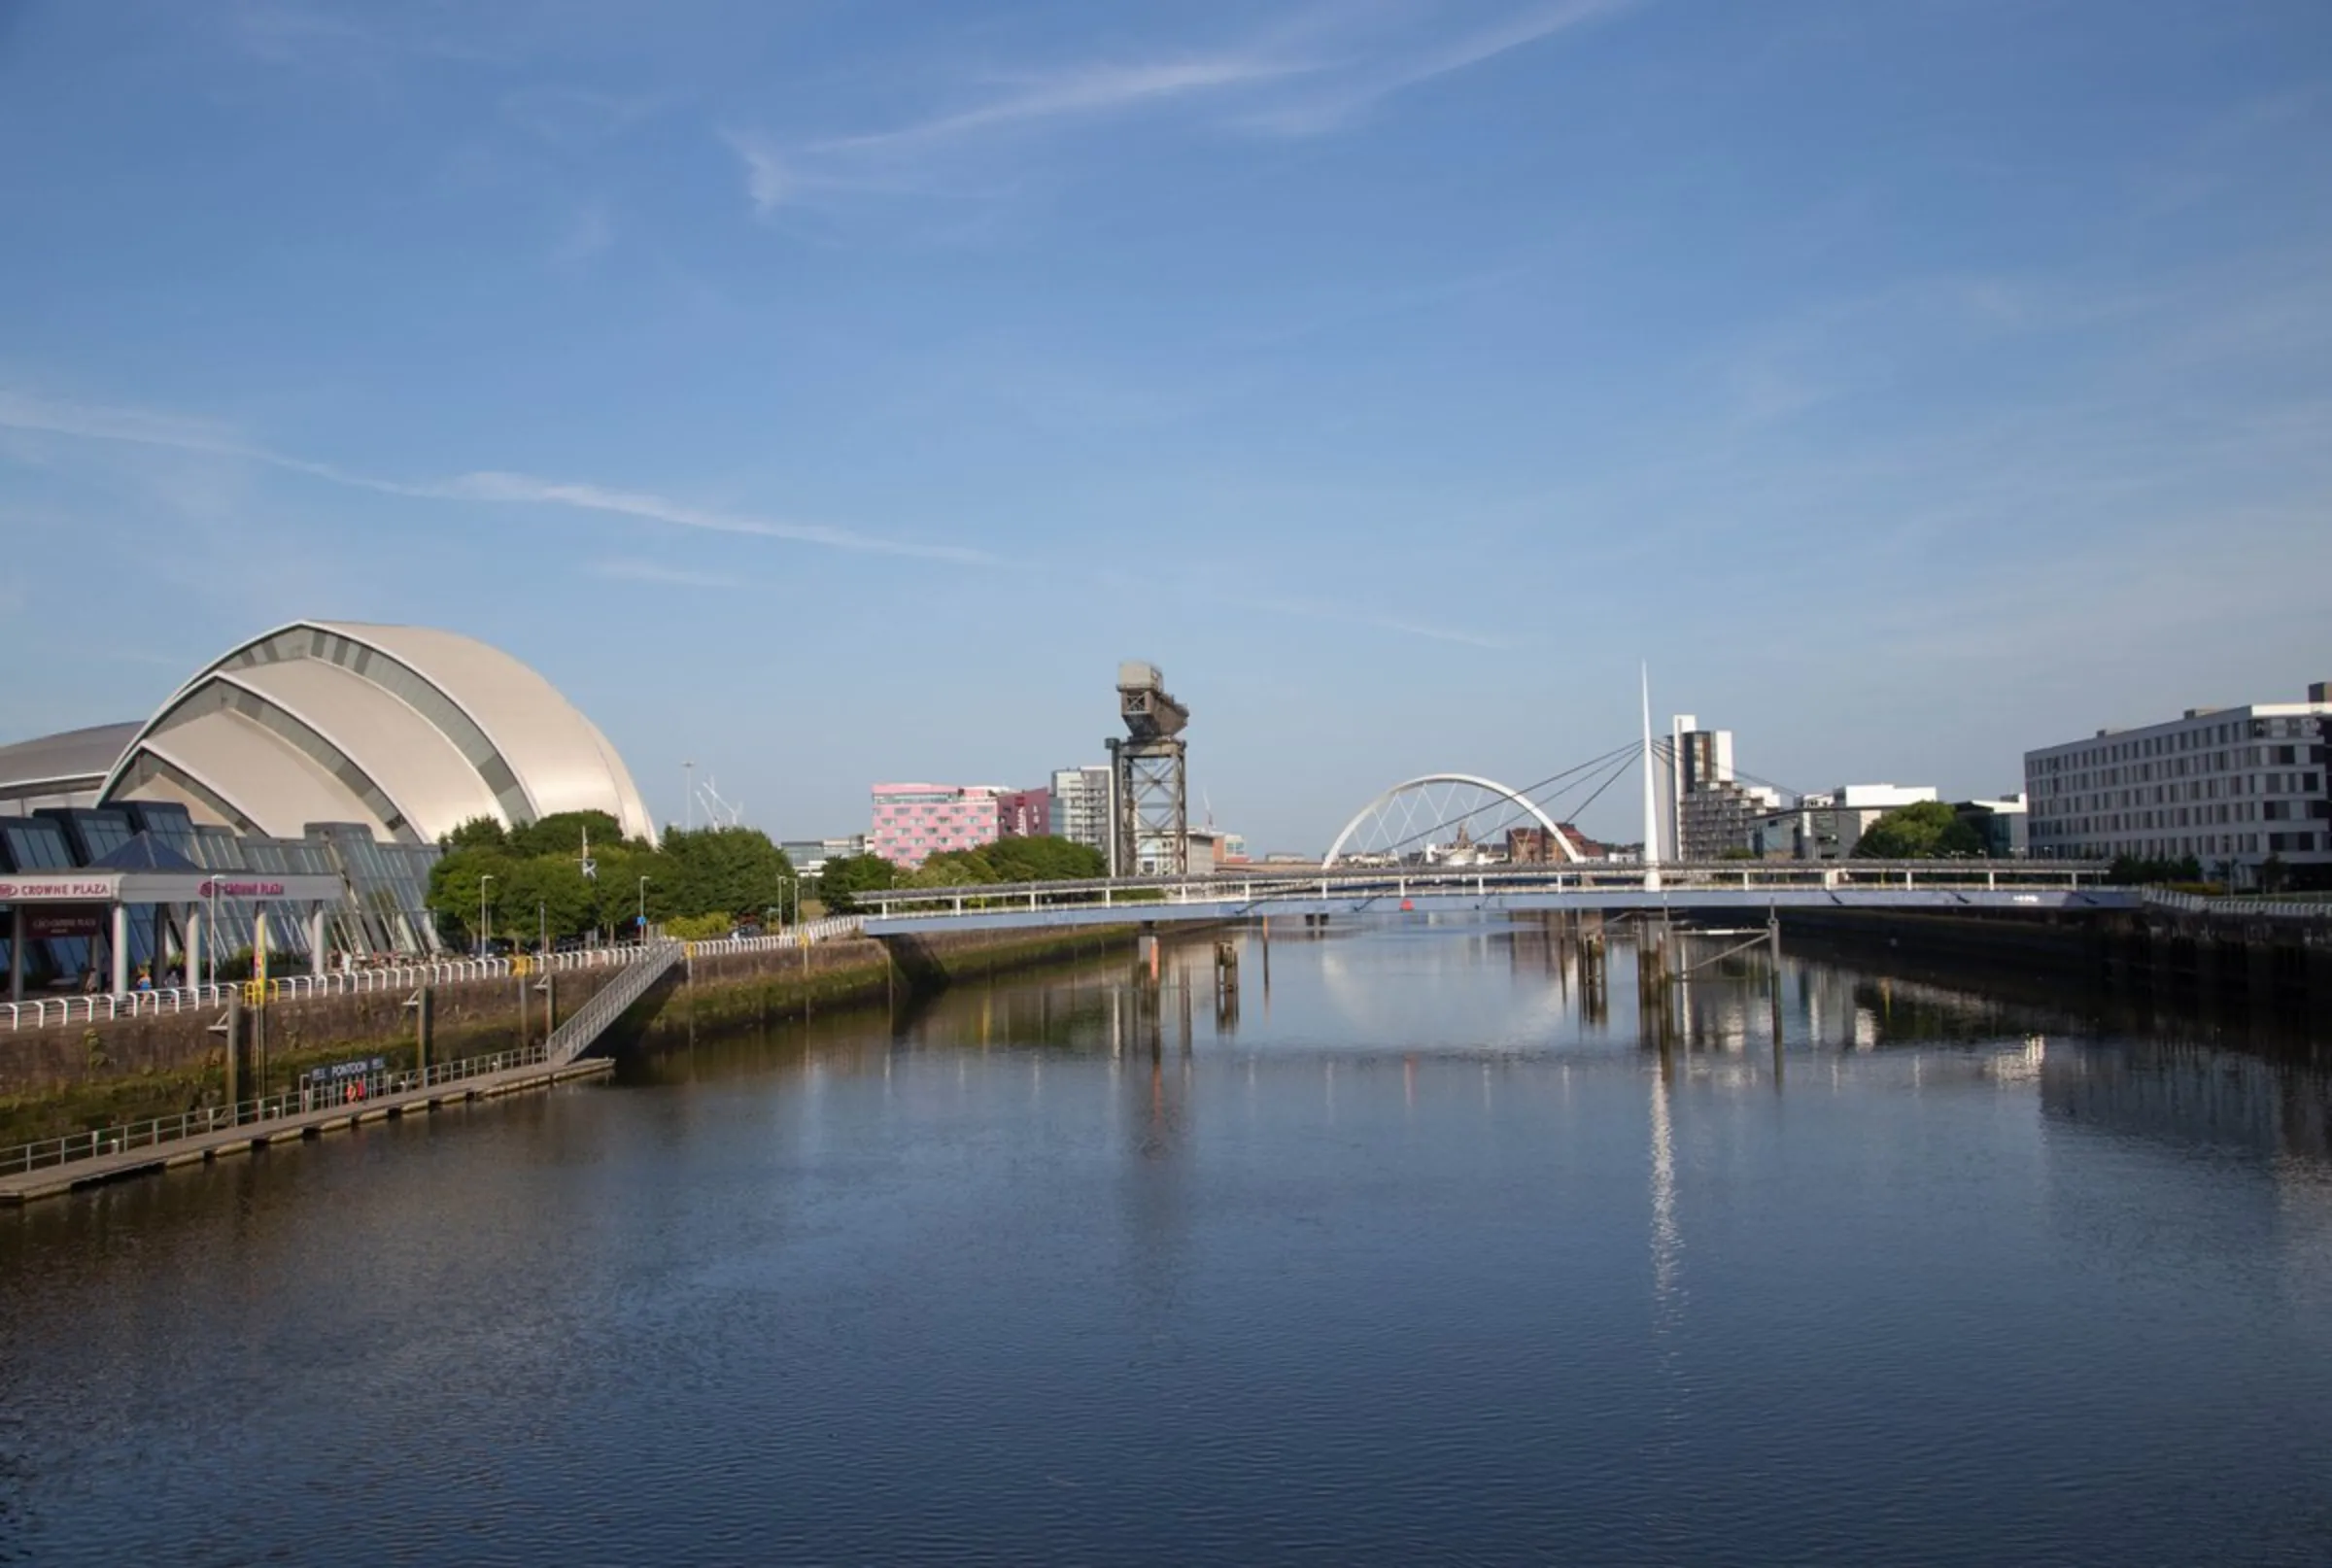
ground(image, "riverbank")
xmin=0 ymin=924 xmax=1141 ymax=1147
xmin=1777 ymin=906 xmax=2332 ymax=1057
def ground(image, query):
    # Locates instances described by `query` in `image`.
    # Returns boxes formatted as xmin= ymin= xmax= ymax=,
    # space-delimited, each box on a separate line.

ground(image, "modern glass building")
xmin=0 ymin=621 xmax=651 ymax=992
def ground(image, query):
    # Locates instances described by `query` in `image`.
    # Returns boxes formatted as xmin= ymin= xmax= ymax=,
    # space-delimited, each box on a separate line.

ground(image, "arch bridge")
xmin=1321 ymin=772 xmax=1585 ymax=869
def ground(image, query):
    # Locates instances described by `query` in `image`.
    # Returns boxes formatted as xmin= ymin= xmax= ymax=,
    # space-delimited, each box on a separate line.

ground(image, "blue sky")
xmin=2 ymin=0 xmax=2327 ymax=853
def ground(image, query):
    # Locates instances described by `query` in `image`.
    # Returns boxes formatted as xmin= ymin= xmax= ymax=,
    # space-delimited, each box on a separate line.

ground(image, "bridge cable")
xmin=1346 ymin=740 xmax=1644 ymax=862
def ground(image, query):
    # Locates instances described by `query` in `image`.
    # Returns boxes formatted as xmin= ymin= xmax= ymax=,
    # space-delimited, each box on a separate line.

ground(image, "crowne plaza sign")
xmin=198 ymin=879 xmax=287 ymax=899
xmin=0 ymin=876 xmax=119 ymax=902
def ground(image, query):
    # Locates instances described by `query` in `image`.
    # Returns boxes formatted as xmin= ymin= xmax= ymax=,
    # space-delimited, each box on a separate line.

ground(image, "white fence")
xmin=1 ymin=917 xmax=864 ymax=1035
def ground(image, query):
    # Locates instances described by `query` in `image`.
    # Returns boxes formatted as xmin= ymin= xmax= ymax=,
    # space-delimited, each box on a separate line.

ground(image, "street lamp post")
xmin=538 ymin=901 xmax=548 ymax=966
xmin=478 ymin=873 xmax=495 ymax=959
xmin=637 ymin=875 xmax=651 ymax=946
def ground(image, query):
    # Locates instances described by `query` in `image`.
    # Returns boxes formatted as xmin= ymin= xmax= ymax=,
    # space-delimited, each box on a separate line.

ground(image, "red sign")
xmin=198 ymin=879 xmax=287 ymax=899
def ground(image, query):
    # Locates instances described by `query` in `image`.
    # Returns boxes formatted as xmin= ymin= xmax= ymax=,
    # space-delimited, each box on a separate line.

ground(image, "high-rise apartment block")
xmin=1049 ymin=765 xmax=1115 ymax=869
xmin=2024 ymin=683 xmax=2332 ymax=882
xmin=1663 ymin=718 xmax=1784 ymax=860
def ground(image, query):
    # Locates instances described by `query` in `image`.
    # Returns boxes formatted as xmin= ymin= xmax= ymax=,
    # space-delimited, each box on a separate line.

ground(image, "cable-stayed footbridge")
xmin=856 ymin=723 xmax=2121 ymax=935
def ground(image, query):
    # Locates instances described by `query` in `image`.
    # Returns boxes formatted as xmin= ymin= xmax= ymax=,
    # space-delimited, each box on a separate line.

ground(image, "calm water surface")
xmin=5 ymin=919 xmax=2331 ymax=1565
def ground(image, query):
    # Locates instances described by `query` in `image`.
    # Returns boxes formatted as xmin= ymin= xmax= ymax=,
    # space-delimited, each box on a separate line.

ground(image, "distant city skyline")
xmin=3 ymin=1 xmax=2327 ymax=854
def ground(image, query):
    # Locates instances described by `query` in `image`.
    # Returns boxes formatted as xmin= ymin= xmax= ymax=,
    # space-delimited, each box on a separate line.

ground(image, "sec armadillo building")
xmin=0 ymin=621 xmax=654 ymax=997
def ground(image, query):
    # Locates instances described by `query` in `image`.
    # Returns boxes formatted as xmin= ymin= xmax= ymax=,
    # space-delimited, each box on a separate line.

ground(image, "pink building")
xmin=870 ymin=783 xmax=1006 ymax=869
xmin=997 ymin=788 xmax=1051 ymax=839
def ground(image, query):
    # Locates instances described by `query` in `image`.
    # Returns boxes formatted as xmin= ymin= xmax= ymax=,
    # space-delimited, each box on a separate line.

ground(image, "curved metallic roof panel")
xmin=98 ymin=621 xmax=655 ymax=845
xmin=0 ymin=721 xmax=141 ymax=792
xmin=135 ymin=705 xmax=385 ymax=839
xmin=214 ymin=659 xmax=504 ymax=840
xmin=312 ymin=622 xmax=655 ymax=841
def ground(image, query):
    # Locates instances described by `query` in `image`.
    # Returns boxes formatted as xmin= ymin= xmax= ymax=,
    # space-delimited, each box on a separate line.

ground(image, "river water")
xmin=4 ymin=918 xmax=2330 ymax=1565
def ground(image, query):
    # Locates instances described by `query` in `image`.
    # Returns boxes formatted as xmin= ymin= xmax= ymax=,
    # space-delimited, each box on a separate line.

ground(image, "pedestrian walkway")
xmin=0 ymin=1053 xmax=611 ymax=1205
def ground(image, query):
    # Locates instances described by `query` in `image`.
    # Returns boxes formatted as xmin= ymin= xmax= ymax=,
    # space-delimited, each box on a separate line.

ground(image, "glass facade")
xmin=0 ymin=815 xmax=90 ymax=980
xmin=2 ymin=812 xmax=446 ymax=990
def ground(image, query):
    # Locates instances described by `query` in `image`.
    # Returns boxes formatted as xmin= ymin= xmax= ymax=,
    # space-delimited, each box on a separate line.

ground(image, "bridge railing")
xmin=853 ymin=861 xmax=2115 ymax=921
xmin=2142 ymin=888 xmax=2332 ymax=923
xmin=545 ymin=940 xmax=685 ymax=1066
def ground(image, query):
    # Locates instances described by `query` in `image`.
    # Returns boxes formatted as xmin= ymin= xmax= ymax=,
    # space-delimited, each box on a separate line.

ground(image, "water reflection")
xmin=5 ymin=918 xmax=2330 ymax=1566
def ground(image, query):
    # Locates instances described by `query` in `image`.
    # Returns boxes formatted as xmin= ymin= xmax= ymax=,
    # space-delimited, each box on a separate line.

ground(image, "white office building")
xmin=1748 ymin=784 xmax=1941 ymax=861
xmin=2024 ymin=683 xmax=2332 ymax=882
xmin=1049 ymin=765 xmax=1115 ymax=869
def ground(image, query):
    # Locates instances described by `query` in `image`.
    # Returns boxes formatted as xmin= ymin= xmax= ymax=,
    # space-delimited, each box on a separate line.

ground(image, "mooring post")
xmin=411 ymin=985 xmax=434 ymax=1077
xmin=1767 ymin=907 xmax=1785 ymax=1074
xmin=221 ymin=990 xmax=243 ymax=1117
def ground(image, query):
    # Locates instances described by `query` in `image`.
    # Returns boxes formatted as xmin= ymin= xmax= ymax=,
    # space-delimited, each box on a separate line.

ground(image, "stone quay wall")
xmin=0 ymin=925 xmax=1137 ymax=1142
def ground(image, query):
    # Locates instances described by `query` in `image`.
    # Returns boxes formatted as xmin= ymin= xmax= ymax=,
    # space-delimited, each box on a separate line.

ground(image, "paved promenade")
xmin=0 ymin=1055 xmax=612 ymax=1205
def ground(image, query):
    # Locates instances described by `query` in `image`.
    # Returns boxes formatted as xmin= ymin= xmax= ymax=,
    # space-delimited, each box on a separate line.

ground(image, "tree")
xmin=440 ymin=816 xmax=510 ymax=853
xmin=817 ymin=853 xmax=897 ymax=914
xmin=656 ymin=826 xmax=794 ymax=920
xmin=509 ymin=809 xmax=631 ymax=861
xmin=494 ymin=853 xmax=600 ymax=948
xmin=983 ymin=835 xmax=1107 ymax=882
xmin=908 ymin=850 xmax=1002 ymax=888
xmin=1852 ymin=801 xmax=1984 ymax=859
xmin=427 ymin=845 xmax=519 ymax=946
xmin=2106 ymin=853 xmax=2205 ymax=886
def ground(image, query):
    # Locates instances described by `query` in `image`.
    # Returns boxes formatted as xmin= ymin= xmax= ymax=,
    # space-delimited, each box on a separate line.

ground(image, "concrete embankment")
xmin=0 ymin=925 xmax=1138 ymax=1147
xmin=1778 ymin=905 xmax=2332 ymax=1050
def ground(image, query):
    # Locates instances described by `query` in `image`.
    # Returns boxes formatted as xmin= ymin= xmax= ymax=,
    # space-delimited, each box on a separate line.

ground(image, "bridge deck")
xmin=858 ymin=876 xmax=2139 ymax=937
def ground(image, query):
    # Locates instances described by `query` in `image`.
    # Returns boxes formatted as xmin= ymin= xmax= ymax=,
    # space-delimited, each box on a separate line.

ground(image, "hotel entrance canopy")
xmin=1 ymin=868 xmax=345 ymax=1002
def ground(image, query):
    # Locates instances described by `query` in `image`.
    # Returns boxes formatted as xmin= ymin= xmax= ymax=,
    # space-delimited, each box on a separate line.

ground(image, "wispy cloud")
xmin=1225 ymin=589 xmax=1514 ymax=651
xmin=587 ymin=559 xmax=747 ymax=591
xmin=553 ymin=200 xmax=615 ymax=264
xmin=1243 ymin=0 xmax=1635 ymax=136
xmin=502 ymin=85 xmax=662 ymax=150
xmin=437 ymin=471 xmax=999 ymax=563
xmin=229 ymin=0 xmax=505 ymax=70
xmin=724 ymin=132 xmax=793 ymax=217
xmin=726 ymin=1 xmax=1639 ymax=214
xmin=0 ymin=387 xmax=1522 ymax=649
xmin=813 ymin=54 xmax=1320 ymax=156
xmin=0 ymin=389 xmax=993 ymax=564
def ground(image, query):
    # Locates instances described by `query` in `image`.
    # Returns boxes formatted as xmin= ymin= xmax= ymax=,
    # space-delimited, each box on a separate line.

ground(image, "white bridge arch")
xmin=1321 ymin=772 xmax=1583 ymax=869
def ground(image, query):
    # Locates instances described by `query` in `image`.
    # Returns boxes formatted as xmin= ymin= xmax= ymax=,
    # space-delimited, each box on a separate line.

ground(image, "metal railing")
xmin=682 ymin=916 xmax=862 ymax=954
xmin=545 ymin=940 xmax=685 ymax=1066
xmin=1 ymin=919 xmax=864 ymax=1035
xmin=855 ymin=861 xmax=2117 ymax=920
xmin=2142 ymin=888 xmax=2332 ymax=923
xmin=0 ymin=1040 xmax=559 ymax=1178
